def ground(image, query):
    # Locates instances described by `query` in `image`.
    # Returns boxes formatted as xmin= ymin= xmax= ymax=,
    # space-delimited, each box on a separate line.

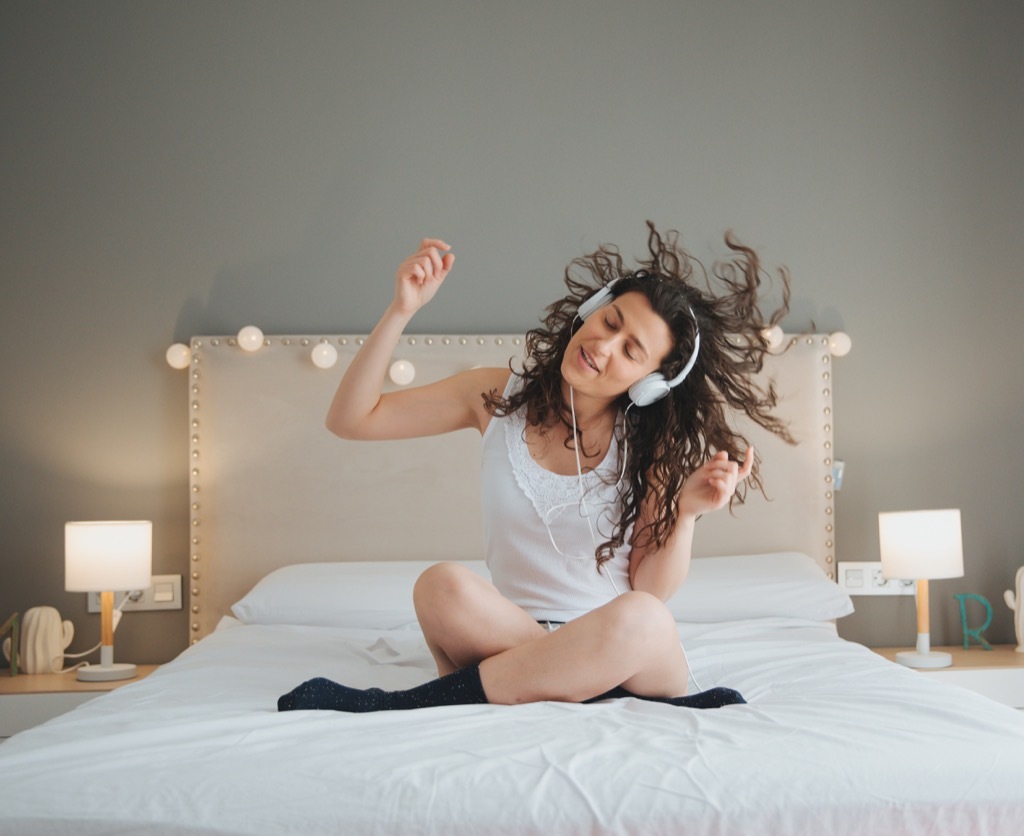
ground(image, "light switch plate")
xmin=86 ymin=574 xmax=183 ymax=612
xmin=837 ymin=561 xmax=915 ymax=596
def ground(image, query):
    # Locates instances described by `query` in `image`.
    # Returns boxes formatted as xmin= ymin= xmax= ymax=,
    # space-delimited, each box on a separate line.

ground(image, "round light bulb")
xmin=389 ymin=359 xmax=416 ymax=386
xmin=237 ymin=325 xmax=264 ymax=352
xmin=829 ymin=331 xmax=852 ymax=357
xmin=165 ymin=343 xmax=191 ymax=369
xmin=311 ymin=343 xmax=338 ymax=369
xmin=761 ymin=325 xmax=785 ymax=349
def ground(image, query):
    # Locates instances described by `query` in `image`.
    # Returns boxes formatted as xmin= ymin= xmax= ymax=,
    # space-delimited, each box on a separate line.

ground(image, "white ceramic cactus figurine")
xmin=1 ymin=606 xmax=74 ymax=673
xmin=1004 ymin=566 xmax=1024 ymax=653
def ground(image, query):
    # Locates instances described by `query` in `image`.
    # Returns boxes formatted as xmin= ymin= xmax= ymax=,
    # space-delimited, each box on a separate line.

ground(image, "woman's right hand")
xmin=392 ymin=238 xmax=455 ymax=317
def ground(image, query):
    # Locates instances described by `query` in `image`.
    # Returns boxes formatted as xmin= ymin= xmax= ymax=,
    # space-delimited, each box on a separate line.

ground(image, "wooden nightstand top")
xmin=874 ymin=645 xmax=1024 ymax=669
xmin=0 ymin=664 xmax=159 ymax=695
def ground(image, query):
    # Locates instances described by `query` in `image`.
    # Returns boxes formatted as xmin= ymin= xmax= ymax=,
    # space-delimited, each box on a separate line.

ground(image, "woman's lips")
xmin=579 ymin=347 xmax=598 ymax=372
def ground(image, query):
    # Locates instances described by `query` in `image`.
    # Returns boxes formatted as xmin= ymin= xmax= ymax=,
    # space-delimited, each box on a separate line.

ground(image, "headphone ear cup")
xmin=628 ymin=373 xmax=670 ymax=407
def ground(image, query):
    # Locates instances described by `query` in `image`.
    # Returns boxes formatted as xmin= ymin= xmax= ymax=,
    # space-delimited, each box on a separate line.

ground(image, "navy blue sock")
xmin=278 ymin=664 xmax=489 ymax=713
xmin=584 ymin=685 xmax=746 ymax=708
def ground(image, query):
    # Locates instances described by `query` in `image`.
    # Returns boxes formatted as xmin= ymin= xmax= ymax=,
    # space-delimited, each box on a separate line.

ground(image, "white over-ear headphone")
xmin=577 ymin=278 xmax=701 ymax=407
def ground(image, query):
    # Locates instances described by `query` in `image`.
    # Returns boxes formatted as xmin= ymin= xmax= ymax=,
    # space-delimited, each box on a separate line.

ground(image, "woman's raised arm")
xmin=325 ymin=238 xmax=507 ymax=441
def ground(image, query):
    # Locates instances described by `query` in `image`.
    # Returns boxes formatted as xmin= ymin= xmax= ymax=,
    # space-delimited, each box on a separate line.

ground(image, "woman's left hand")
xmin=678 ymin=448 xmax=754 ymax=518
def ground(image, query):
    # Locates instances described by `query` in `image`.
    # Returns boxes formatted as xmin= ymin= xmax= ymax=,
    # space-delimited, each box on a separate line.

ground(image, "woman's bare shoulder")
xmin=461 ymin=367 xmax=514 ymax=432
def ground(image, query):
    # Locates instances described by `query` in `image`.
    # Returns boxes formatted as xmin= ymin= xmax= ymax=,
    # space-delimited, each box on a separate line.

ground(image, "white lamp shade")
xmin=878 ymin=509 xmax=964 ymax=580
xmin=65 ymin=521 xmax=153 ymax=592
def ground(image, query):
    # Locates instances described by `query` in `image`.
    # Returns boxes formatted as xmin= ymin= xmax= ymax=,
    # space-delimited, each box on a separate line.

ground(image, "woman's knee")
xmin=413 ymin=561 xmax=481 ymax=614
xmin=604 ymin=591 xmax=678 ymax=647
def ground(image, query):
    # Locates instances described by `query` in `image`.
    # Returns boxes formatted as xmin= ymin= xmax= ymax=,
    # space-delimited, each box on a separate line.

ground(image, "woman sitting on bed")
xmin=279 ymin=222 xmax=791 ymax=713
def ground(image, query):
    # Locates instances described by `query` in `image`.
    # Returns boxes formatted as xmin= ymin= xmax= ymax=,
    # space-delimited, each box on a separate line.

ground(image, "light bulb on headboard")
xmin=237 ymin=326 xmax=265 ymax=352
xmin=389 ymin=359 xmax=416 ymax=386
xmin=166 ymin=343 xmax=191 ymax=369
xmin=828 ymin=332 xmax=852 ymax=357
xmin=761 ymin=325 xmax=785 ymax=349
xmin=311 ymin=342 xmax=338 ymax=369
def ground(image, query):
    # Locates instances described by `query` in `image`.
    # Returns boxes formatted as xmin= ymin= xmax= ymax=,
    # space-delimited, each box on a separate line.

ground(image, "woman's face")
xmin=562 ymin=290 xmax=674 ymax=403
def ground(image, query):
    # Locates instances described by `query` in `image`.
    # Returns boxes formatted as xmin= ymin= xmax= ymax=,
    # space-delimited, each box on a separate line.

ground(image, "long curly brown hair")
xmin=484 ymin=221 xmax=794 ymax=568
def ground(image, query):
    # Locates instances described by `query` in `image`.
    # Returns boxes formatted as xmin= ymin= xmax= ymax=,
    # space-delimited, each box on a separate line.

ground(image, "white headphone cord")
xmin=568 ymin=386 xmax=600 ymax=553
xmin=569 ymin=386 xmax=625 ymax=599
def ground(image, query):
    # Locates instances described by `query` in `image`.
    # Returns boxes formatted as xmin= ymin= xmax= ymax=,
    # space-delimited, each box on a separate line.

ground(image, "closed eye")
xmin=612 ymin=304 xmax=651 ymax=362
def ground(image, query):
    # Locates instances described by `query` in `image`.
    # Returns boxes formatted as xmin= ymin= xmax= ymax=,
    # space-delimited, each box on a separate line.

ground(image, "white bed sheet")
xmin=2 ymin=618 xmax=1023 ymax=835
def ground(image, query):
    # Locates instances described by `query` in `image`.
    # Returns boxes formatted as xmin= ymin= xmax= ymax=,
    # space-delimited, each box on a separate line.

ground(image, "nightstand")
xmin=0 ymin=665 xmax=158 ymax=739
xmin=875 ymin=645 xmax=1024 ymax=708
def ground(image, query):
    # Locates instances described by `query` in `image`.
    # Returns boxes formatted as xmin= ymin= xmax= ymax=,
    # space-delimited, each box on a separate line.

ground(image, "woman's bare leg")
xmin=479 ymin=591 xmax=689 ymax=704
xmin=281 ymin=575 xmax=702 ymax=713
xmin=413 ymin=562 xmax=546 ymax=676
xmin=414 ymin=564 xmax=689 ymax=704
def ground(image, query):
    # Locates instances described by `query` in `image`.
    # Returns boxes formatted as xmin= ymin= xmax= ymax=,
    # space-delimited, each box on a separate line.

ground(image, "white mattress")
xmin=2 ymin=617 xmax=1023 ymax=835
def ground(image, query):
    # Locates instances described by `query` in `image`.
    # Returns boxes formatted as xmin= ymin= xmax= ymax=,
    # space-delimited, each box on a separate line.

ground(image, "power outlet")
xmin=837 ymin=561 xmax=915 ymax=596
xmin=86 ymin=574 xmax=183 ymax=612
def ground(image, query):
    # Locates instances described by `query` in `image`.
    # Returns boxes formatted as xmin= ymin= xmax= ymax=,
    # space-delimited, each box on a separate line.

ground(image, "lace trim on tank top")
xmin=504 ymin=406 xmax=622 ymax=522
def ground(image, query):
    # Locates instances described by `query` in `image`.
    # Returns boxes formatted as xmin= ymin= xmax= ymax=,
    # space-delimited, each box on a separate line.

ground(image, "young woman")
xmin=279 ymin=223 xmax=791 ymax=713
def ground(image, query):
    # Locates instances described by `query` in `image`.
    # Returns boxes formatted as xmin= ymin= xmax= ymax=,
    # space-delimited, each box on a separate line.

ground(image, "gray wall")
xmin=2 ymin=0 xmax=1022 ymax=664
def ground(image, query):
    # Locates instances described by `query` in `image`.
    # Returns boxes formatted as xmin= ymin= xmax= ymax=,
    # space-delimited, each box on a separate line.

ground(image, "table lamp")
xmin=878 ymin=509 xmax=964 ymax=668
xmin=65 ymin=521 xmax=153 ymax=681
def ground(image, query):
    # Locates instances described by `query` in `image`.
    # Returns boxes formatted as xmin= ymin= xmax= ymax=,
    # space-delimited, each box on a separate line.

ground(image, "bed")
xmin=2 ymin=332 xmax=1023 ymax=835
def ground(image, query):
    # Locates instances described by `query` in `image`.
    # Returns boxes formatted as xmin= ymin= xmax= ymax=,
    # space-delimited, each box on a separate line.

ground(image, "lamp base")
xmin=77 ymin=662 xmax=138 ymax=682
xmin=894 ymin=649 xmax=952 ymax=669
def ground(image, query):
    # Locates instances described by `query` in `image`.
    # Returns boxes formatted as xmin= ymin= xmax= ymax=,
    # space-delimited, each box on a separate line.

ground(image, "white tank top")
xmin=480 ymin=375 xmax=632 ymax=621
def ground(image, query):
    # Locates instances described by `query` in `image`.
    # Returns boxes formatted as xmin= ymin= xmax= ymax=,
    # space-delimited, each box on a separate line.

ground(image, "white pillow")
xmin=231 ymin=552 xmax=852 ymax=629
xmin=231 ymin=560 xmax=489 ymax=629
xmin=667 ymin=551 xmax=854 ymax=622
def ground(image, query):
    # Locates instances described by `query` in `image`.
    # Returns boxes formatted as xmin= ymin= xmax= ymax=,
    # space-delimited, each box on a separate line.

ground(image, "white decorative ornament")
xmin=237 ymin=326 xmax=265 ymax=352
xmin=1 ymin=606 xmax=74 ymax=673
xmin=1003 ymin=566 xmax=1024 ymax=652
xmin=761 ymin=325 xmax=785 ymax=349
xmin=165 ymin=343 xmax=191 ymax=369
xmin=389 ymin=359 xmax=416 ymax=386
xmin=311 ymin=343 xmax=338 ymax=370
xmin=828 ymin=331 xmax=852 ymax=357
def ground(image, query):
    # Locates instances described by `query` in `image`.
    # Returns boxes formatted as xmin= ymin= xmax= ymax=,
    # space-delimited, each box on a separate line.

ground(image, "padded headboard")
xmin=185 ymin=333 xmax=840 ymax=642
